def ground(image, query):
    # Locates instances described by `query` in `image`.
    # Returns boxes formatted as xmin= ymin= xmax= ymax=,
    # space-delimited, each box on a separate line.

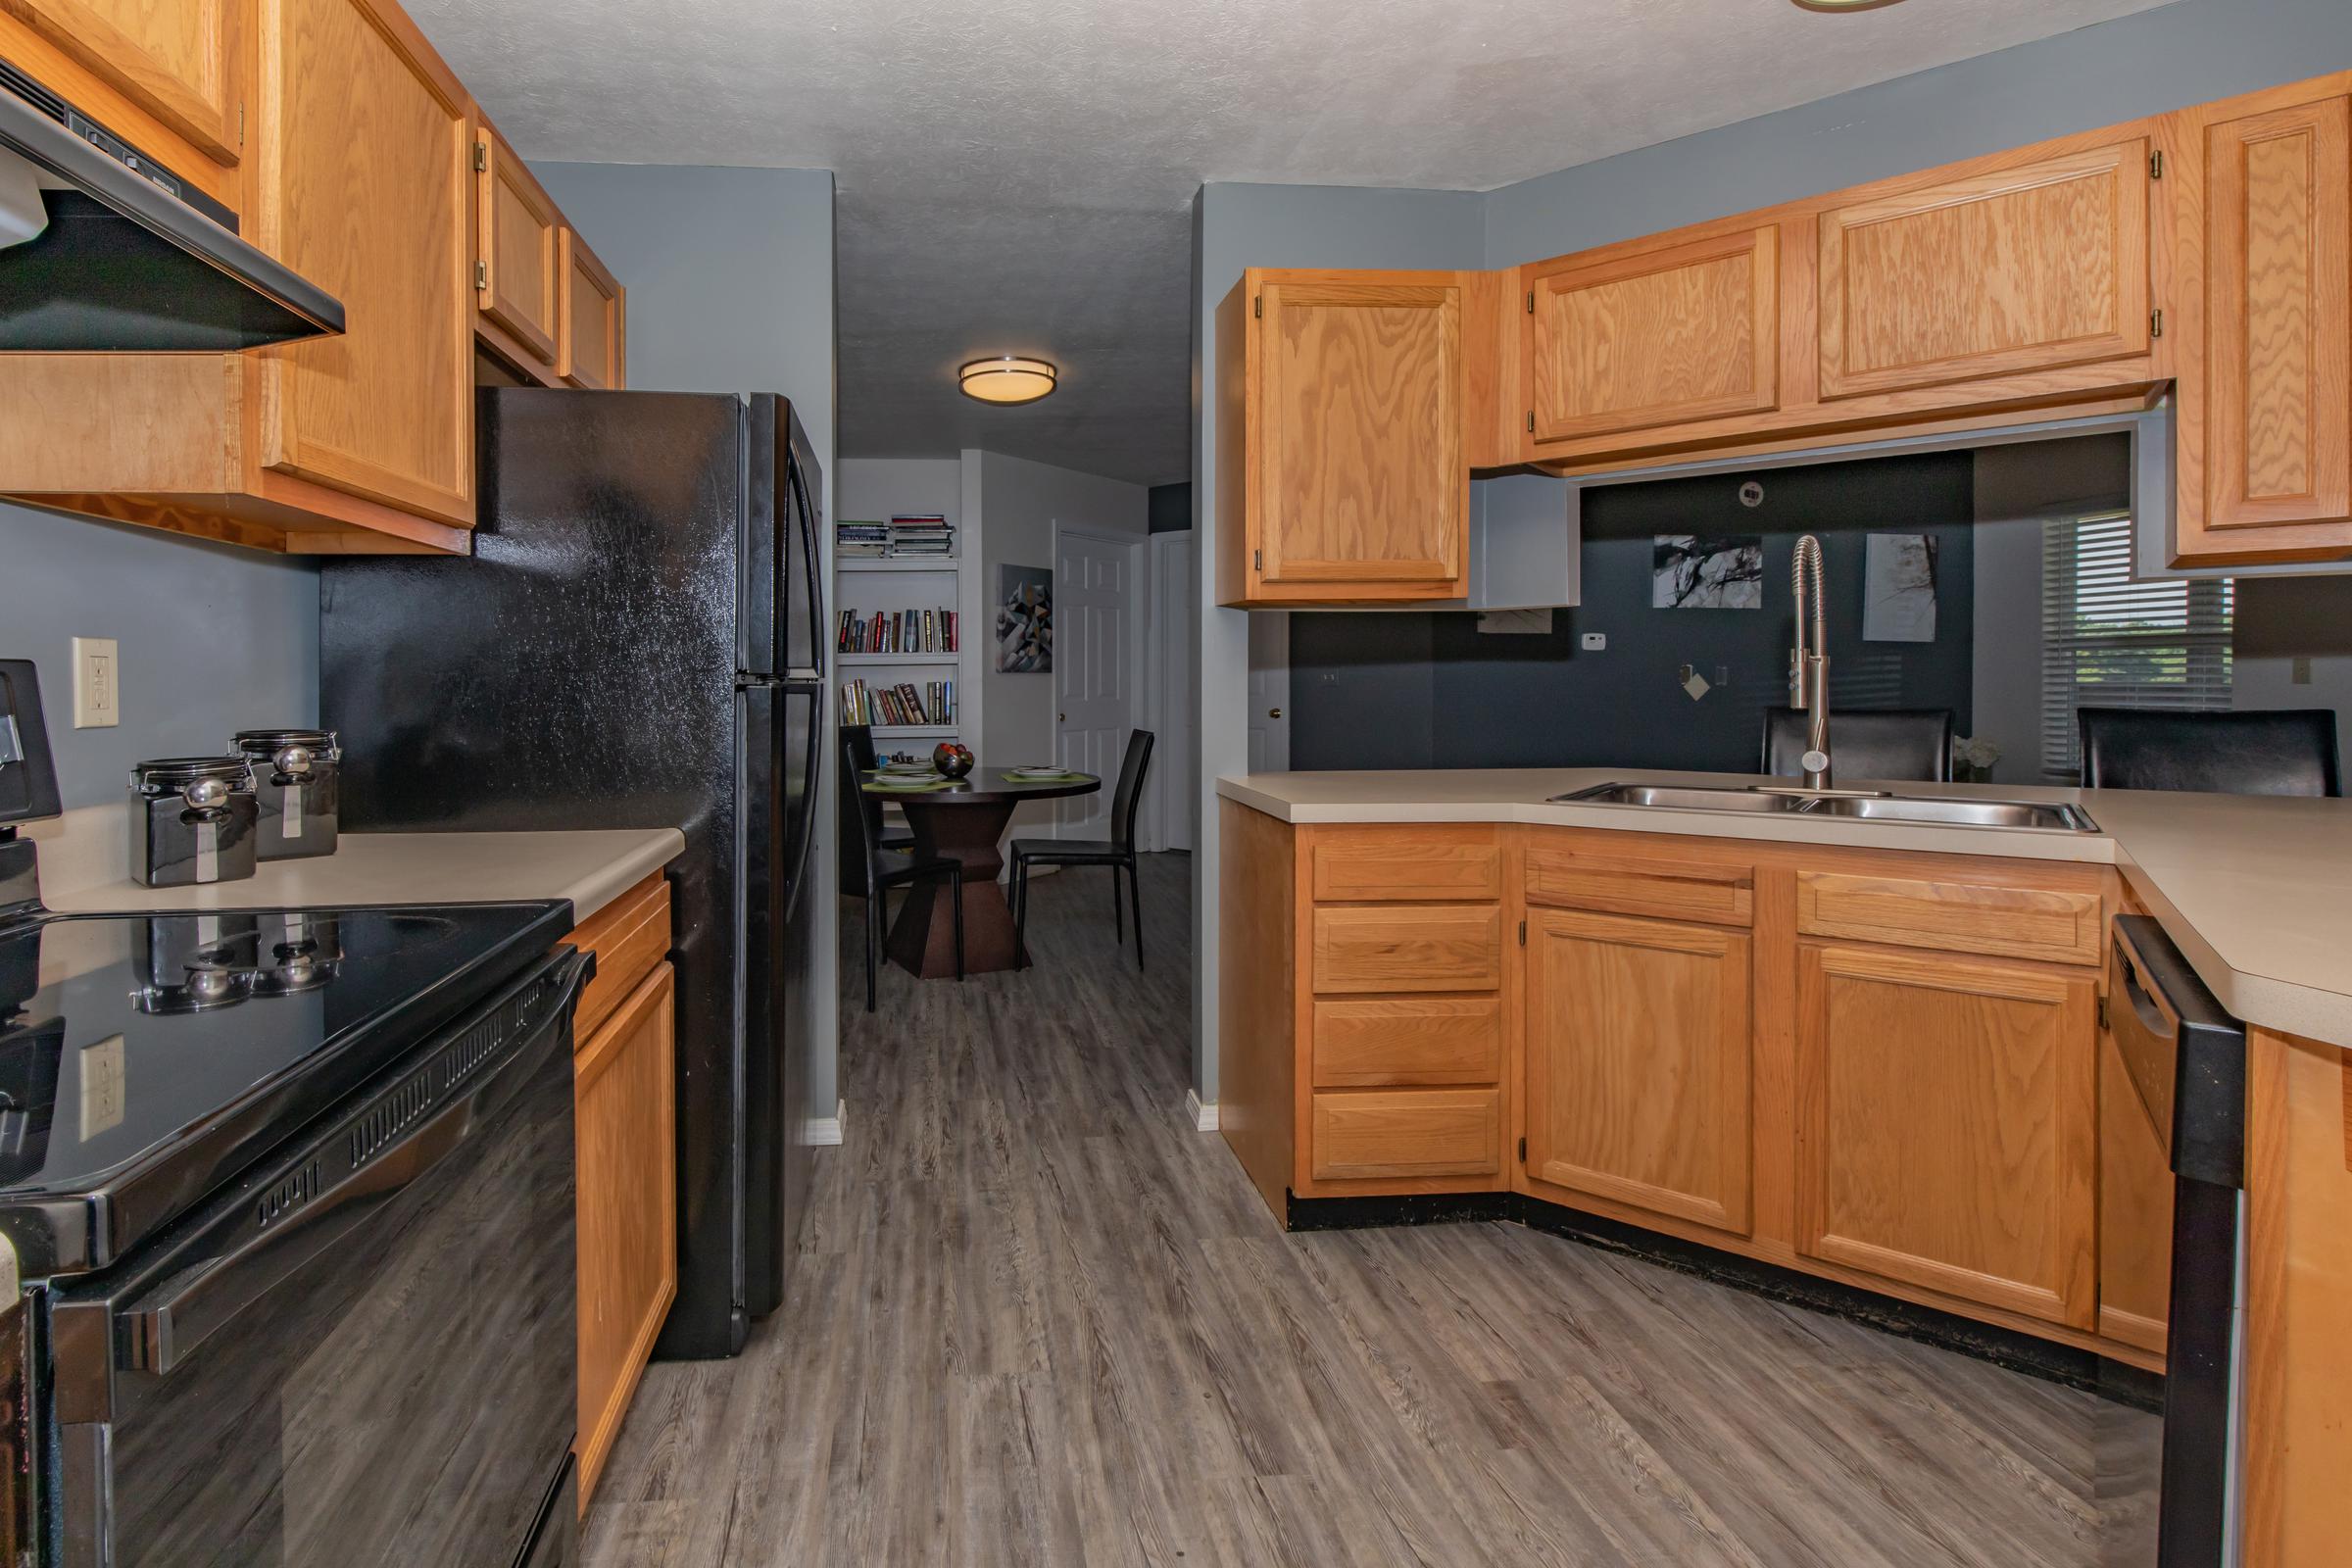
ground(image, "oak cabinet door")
xmin=2197 ymin=96 xmax=2352 ymax=540
xmin=254 ymin=0 xmax=474 ymax=526
xmin=1524 ymin=906 xmax=1752 ymax=1235
xmin=3 ymin=0 xmax=243 ymax=164
xmin=476 ymin=125 xmax=562 ymax=368
xmin=1526 ymin=226 xmax=1779 ymax=444
xmin=1255 ymin=272 xmax=1465 ymax=597
xmin=1817 ymin=139 xmax=2151 ymax=400
xmin=559 ymin=226 xmax=626 ymax=390
xmin=575 ymin=960 xmax=677 ymax=1505
xmin=1795 ymin=942 xmax=2097 ymax=1326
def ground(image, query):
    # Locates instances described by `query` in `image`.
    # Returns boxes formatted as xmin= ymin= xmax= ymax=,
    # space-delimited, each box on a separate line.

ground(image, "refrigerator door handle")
xmin=784 ymin=684 xmax=823 ymax=922
xmin=789 ymin=454 xmax=825 ymax=680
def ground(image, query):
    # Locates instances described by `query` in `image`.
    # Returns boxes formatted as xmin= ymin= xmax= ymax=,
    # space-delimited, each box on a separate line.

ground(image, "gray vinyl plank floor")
xmin=582 ymin=852 xmax=2156 ymax=1567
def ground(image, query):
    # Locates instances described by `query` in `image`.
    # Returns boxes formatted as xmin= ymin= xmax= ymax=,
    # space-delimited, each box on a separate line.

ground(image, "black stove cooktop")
xmin=0 ymin=899 xmax=571 ymax=1278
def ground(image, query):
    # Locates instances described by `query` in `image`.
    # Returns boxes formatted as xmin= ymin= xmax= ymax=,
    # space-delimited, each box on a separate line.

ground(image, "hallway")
xmin=582 ymin=852 xmax=2149 ymax=1567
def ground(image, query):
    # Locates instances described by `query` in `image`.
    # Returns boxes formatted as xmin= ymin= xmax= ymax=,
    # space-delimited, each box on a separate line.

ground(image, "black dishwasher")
xmin=2105 ymin=915 xmax=2248 ymax=1568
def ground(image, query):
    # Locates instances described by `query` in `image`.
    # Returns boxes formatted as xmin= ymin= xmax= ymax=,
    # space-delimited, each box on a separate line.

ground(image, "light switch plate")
xmin=72 ymin=636 xmax=119 ymax=728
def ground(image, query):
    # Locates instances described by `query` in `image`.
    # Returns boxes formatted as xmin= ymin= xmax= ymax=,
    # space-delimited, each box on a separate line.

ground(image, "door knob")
xmin=1058 ymin=711 xmax=1066 ymax=721
xmin=1268 ymin=708 xmax=1282 ymax=719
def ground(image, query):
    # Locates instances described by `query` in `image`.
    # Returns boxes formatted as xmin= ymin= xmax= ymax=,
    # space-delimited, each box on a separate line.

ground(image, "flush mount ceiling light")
xmin=958 ymin=357 xmax=1057 ymax=405
xmin=1791 ymin=0 xmax=1906 ymax=10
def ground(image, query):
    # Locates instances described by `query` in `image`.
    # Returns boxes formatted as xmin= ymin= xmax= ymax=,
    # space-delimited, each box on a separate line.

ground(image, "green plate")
xmin=865 ymin=776 xmax=958 ymax=793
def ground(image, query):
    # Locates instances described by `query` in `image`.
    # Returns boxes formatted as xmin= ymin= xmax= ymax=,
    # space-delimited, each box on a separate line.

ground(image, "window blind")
xmin=2040 ymin=514 xmax=2232 ymax=780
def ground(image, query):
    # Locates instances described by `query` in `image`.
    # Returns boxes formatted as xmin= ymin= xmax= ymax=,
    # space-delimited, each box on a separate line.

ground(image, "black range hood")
xmin=0 ymin=60 xmax=343 ymax=352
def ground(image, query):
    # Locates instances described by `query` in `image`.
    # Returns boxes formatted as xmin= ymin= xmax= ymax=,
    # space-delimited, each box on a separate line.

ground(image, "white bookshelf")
xmin=833 ymin=522 xmax=971 ymax=752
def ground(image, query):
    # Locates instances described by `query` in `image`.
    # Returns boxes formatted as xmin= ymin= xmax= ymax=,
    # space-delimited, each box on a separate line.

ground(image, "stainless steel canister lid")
xmin=129 ymin=756 xmax=254 ymax=806
xmin=231 ymin=728 xmax=341 ymax=778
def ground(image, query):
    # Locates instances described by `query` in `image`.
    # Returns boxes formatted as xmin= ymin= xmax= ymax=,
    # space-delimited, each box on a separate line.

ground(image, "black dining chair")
xmin=2077 ymin=708 xmax=2342 ymax=797
xmin=840 ymin=725 xmax=912 ymax=866
xmin=1761 ymin=707 xmax=1954 ymax=784
xmin=843 ymin=731 xmax=962 ymax=1011
xmin=1010 ymin=729 xmax=1154 ymax=971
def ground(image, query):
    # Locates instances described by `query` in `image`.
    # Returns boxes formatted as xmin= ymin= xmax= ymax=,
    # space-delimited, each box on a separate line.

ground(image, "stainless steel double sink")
xmin=1550 ymin=781 xmax=2098 ymax=833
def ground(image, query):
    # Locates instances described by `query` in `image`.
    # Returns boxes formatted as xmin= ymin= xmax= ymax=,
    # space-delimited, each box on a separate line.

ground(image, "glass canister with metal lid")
xmin=231 ymin=728 xmax=341 ymax=859
xmin=128 ymin=757 xmax=258 ymax=888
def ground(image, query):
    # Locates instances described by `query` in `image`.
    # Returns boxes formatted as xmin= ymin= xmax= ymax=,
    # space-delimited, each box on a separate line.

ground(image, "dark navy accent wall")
xmin=1149 ymin=481 xmax=1192 ymax=534
xmin=1292 ymin=452 xmax=1976 ymax=773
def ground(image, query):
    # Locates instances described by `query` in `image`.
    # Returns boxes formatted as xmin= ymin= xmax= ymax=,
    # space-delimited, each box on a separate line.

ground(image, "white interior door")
xmin=1055 ymin=529 xmax=1141 ymax=839
xmin=1247 ymin=610 xmax=1290 ymax=773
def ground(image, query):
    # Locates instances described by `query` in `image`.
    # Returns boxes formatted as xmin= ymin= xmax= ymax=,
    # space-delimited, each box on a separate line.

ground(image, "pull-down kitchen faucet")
xmin=1791 ymin=534 xmax=1831 ymax=791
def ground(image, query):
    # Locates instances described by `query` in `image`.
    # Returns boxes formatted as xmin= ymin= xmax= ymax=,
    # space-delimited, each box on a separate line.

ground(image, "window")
xmin=2040 ymin=514 xmax=2232 ymax=780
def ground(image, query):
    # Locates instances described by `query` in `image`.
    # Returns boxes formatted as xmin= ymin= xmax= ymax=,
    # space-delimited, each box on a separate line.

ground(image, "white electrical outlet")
xmin=81 ymin=1035 xmax=126 ymax=1139
xmin=72 ymin=636 xmax=120 ymax=729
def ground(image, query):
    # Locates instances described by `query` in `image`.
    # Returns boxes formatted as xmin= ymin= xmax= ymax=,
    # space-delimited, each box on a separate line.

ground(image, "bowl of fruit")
xmin=931 ymin=741 xmax=974 ymax=779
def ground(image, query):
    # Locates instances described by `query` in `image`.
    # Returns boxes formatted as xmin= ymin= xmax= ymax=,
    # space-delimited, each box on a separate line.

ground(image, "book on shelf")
xmin=832 ymin=514 xmax=956 ymax=561
xmin=837 ymin=676 xmax=956 ymax=730
xmin=835 ymin=607 xmax=960 ymax=655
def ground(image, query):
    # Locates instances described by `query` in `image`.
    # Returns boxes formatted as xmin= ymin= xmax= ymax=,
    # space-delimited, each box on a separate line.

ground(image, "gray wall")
xmin=534 ymin=161 xmax=846 ymax=1122
xmin=1484 ymin=0 xmax=2352 ymax=267
xmin=1191 ymin=182 xmax=1487 ymax=1102
xmin=0 ymin=505 xmax=318 ymax=809
xmin=1292 ymin=454 xmax=1978 ymax=773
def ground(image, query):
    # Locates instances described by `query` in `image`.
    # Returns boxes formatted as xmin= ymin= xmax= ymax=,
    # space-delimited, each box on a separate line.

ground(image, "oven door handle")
xmin=119 ymin=947 xmax=590 ymax=1377
xmin=2113 ymin=925 xmax=2180 ymax=1049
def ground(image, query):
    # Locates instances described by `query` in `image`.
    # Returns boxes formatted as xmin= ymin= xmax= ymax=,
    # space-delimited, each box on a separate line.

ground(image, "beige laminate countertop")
xmin=42 ymin=828 xmax=685 ymax=925
xmin=1218 ymin=767 xmax=2352 ymax=1052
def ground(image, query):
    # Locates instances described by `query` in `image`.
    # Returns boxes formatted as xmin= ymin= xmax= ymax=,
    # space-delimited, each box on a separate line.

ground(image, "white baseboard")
xmin=1185 ymin=1090 xmax=1218 ymax=1132
xmin=805 ymin=1099 xmax=846 ymax=1147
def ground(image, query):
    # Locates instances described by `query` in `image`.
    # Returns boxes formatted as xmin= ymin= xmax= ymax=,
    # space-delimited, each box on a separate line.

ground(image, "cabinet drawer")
xmin=1311 ymin=1089 xmax=1502 ymax=1180
xmin=1312 ymin=998 xmax=1502 ymax=1087
xmin=1311 ymin=831 xmax=1501 ymax=903
xmin=1795 ymin=869 xmax=2100 ymax=965
xmin=1310 ymin=905 xmax=1502 ymax=994
xmin=1525 ymin=845 xmax=1753 ymax=926
xmin=573 ymin=875 xmax=673 ymax=1038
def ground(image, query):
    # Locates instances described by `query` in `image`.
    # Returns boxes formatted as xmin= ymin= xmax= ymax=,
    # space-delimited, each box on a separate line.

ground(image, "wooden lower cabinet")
xmin=1219 ymin=817 xmax=2157 ymax=1364
xmin=574 ymin=959 xmax=675 ymax=1506
xmin=567 ymin=873 xmax=677 ymax=1509
xmin=1794 ymin=941 xmax=2098 ymax=1328
xmin=1524 ymin=906 xmax=1752 ymax=1235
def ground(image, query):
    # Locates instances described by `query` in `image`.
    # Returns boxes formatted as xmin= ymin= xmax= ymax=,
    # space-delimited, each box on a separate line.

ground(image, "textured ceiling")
xmin=411 ymin=0 xmax=2174 ymax=487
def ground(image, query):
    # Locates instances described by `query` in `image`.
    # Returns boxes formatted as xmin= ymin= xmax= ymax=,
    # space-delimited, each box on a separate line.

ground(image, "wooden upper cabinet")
xmin=1818 ymin=139 xmax=2152 ymax=400
xmin=254 ymin=0 xmax=474 ymax=527
xmin=2173 ymin=91 xmax=2352 ymax=563
xmin=1217 ymin=269 xmax=1467 ymax=606
xmin=1526 ymin=226 xmax=1779 ymax=444
xmin=1794 ymin=942 xmax=2097 ymax=1327
xmin=560 ymin=226 xmax=626 ymax=390
xmin=476 ymin=124 xmax=563 ymax=369
xmin=0 ymin=0 xmax=244 ymax=166
xmin=1524 ymin=906 xmax=1752 ymax=1236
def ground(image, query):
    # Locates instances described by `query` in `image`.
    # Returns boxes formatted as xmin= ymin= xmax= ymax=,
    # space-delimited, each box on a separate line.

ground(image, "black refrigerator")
xmin=319 ymin=388 xmax=825 ymax=1360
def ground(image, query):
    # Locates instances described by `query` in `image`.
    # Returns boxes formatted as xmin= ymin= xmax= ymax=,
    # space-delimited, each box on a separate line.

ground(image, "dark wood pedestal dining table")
xmin=862 ymin=766 xmax=1102 ymax=977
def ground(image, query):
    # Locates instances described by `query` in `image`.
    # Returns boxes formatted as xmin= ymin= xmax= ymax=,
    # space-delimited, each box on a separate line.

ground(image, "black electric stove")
xmin=0 ymin=659 xmax=588 ymax=1568
xmin=0 ymin=899 xmax=573 ymax=1278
